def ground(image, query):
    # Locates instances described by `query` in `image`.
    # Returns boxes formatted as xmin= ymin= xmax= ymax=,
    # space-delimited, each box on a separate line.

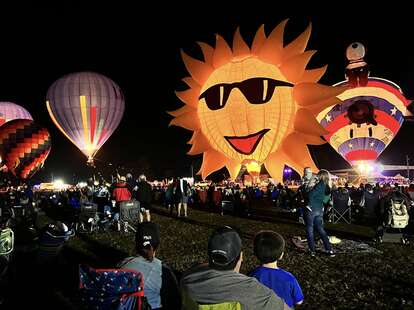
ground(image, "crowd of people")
xmin=0 ymin=168 xmax=413 ymax=309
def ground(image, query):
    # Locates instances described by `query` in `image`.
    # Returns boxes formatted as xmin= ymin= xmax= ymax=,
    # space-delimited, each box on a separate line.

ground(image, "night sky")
xmin=1 ymin=3 xmax=414 ymax=183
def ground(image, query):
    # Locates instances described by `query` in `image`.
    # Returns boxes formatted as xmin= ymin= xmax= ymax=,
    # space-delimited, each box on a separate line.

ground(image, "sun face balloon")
xmin=317 ymin=77 xmax=410 ymax=166
xmin=170 ymin=20 xmax=346 ymax=181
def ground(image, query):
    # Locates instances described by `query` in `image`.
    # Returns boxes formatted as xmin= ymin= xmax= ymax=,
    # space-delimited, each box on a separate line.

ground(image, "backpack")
xmin=388 ymin=199 xmax=409 ymax=229
xmin=79 ymin=265 xmax=152 ymax=310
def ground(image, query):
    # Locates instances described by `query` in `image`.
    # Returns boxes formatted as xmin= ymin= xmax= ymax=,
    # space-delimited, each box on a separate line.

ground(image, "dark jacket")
xmin=137 ymin=181 xmax=152 ymax=204
xmin=308 ymin=181 xmax=330 ymax=212
xmin=177 ymin=179 xmax=190 ymax=198
xmin=363 ymin=190 xmax=380 ymax=219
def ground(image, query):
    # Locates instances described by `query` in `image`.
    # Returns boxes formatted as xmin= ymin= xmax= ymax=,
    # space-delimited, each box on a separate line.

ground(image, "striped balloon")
xmin=46 ymin=72 xmax=125 ymax=163
xmin=0 ymin=119 xmax=51 ymax=179
xmin=317 ymin=77 xmax=410 ymax=165
xmin=0 ymin=102 xmax=32 ymax=127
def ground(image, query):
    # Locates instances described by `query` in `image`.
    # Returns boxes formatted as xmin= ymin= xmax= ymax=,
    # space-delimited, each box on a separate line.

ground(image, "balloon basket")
xmin=87 ymin=157 xmax=95 ymax=167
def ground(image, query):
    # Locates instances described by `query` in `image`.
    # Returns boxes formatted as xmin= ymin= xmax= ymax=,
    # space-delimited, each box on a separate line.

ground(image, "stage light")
xmin=53 ymin=179 xmax=65 ymax=190
xmin=357 ymin=162 xmax=366 ymax=173
xmin=77 ymin=182 xmax=87 ymax=188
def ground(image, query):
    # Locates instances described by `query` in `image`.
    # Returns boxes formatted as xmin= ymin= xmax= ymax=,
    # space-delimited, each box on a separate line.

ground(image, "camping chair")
xmin=78 ymin=202 xmax=99 ymax=232
xmin=221 ymin=201 xmax=234 ymax=216
xmin=79 ymin=265 xmax=150 ymax=310
xmin=0 ymin=228 xmax=14 ymax=256
xmin=330 ymin=191 xmax=352 ymax=224
xmin=36 ymin=224 xmax=74 ymax=264
xmin=10 ymin=203 xmax=28 ymax=227
xmin=119 ymin=200 xmax=141 ymax=233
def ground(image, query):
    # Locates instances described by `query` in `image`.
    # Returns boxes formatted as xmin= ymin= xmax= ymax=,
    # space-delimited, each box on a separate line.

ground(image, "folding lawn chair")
xmin=119 ymin=200 xmax=141 ymax=233
xmin=330 ymin=192 xmax=352 ymax=224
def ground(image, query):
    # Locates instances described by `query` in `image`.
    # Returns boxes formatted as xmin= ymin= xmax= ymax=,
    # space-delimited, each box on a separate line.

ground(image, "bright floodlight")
xmin=357 ymin=162 xmax=365 ymax=173
xmin=77 ymin=182 xmax=87 ymax=188
xmin=54 ymin=179 xmax=64 ymax=188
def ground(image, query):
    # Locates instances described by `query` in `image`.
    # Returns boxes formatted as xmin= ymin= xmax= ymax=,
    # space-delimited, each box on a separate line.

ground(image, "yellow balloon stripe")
xmin=79 ymin=96 xmax=92 ymax=156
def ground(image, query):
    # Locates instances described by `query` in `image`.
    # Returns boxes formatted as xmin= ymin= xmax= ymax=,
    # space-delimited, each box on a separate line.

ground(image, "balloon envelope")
xmin=0 ymin=119 xmax=51 ymax=179
xmin=0 ymin=102 xmax=32 ymax=127
xmin=46 ymin=72 xmax=125 ymax=161
xmin=317 ymin=77 xmax=410 ymax=165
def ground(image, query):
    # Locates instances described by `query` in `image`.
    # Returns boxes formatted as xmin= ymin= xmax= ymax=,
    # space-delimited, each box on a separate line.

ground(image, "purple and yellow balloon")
xmin=46 ymin=72 xmax=125 ymax=165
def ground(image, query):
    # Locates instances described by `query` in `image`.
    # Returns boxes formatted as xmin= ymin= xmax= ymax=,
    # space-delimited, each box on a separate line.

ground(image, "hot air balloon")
xmin=317 ymin=77 xmax=411 ymax=167
xmin=0 ymin=102 xmax=32 ymax=127
xmin=169 ymin=21 xmax=345 ymax=182
xmin=46 ymin=72 xmax=125 ymax=165
xmin=0 ymin=119 xmax=51 ymax=179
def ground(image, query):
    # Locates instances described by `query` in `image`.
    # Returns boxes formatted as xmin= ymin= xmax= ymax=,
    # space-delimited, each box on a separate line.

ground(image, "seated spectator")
xmin=249 ymin=231 xmax=304 ymax=308
xmin=118 ymin=222 xmax=181 ymax=310
xmin=360 ymin=184 xmax=380 ymax=224
xmin=181 ymin=226 xmax=289 ymax=309
xmin=36 ymin=221 xmax=73 ymax=265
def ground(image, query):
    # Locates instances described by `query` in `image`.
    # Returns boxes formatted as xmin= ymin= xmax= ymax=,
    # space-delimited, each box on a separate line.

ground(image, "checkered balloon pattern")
xmin=0 ymin=119 xmax=51 ymax=179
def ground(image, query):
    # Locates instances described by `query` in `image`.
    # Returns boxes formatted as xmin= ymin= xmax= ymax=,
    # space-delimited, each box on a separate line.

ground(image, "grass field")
xmin=60 ymin=204 xmax=414 ymax=310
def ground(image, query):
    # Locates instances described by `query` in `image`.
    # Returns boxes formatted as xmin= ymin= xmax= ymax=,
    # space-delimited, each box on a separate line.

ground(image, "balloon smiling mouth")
xmin=225 ymin=129 xmax=270 ymax=155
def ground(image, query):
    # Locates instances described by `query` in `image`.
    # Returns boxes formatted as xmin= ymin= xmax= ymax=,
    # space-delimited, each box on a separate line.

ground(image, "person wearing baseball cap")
xmin=181 ymin=226 xmax=289 ymax=310
xmin=118 ymin=223 xmax=181 ymax=310
xmin=208 ymin=225 xmax=243 ymax=270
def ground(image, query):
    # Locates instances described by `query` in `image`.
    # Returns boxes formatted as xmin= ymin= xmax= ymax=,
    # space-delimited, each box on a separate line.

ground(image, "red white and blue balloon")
xmin=317 ymin=77 xmax=410 ymax=165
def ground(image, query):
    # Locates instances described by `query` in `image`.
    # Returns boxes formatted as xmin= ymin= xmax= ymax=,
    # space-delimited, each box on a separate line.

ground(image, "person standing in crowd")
xmin=94 ymin=180 xmax=110 ymax=214
xmin=301 ymin=167 xmax=319 ymax=192
xmin=118 ymin=222 xmax=181 ymax=310
xmin=126 ymin=173 xmax=137 ymax=199
xmin=111 ymin=176 xmax=132 ymax=228
xmin=250 ymin=231 xmax=304 ymax=308
xmin=85 ymin=177 xmax=95 ymax=202
xmin=177 ymin=177 xmax=190 ymax=217
xmin=297 ymin=167 xmax=319 ymax=224
xmin=304 ymin=169 xmax=334 ymax=257
xmin=164 ymin=178 xmax=175 ymax=213
xmin=136 ymin=174 xmax=153 ymax=222
xmin=181 ymin=226 xmax=290 ymax=309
